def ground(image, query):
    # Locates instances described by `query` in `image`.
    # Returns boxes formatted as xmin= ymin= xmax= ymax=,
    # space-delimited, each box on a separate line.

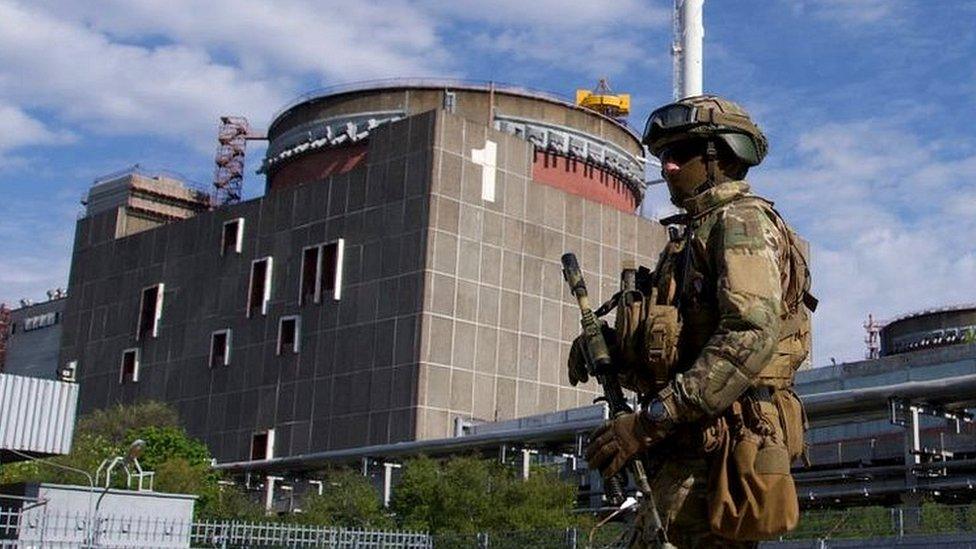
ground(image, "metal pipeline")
xmin=215 ymin=373 xmax=976 ymax=474
xmin=802 ymin=373 xmax=976 ymax=427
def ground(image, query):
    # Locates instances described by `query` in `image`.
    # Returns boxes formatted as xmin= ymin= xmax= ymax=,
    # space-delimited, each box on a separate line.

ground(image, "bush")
xmin=290 ymin=469 xmax=392 ymax=529
xmin=0 ymin=401 xmax=253 ymax=520
xmin=390 ymin=455 xmax=580 ymax=533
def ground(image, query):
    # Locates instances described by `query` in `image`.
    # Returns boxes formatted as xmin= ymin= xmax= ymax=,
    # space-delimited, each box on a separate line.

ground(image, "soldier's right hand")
xmin=567 ymin=336 xmax=589 ymax=386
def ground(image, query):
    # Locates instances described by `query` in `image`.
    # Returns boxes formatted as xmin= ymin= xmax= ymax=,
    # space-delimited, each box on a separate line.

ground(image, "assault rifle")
xmin=561 ymin=253 xmax=672 ymax=548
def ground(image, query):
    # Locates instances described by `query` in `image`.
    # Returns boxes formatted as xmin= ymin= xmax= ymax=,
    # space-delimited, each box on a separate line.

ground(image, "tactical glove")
xmin=566 ymin=322 xmax=618 ymax=386
xmin=585 ymin=397 xmax=676 ymax=478
xmin=567 ymin=336 xmax=589 ymax=386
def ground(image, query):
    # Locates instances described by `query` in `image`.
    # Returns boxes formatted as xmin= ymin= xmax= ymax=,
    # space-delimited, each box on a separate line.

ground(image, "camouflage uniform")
xmin=631 ymin=179 xmax=810 ymax=548
xmin=578 ymin=96 xmax=813 ymax=548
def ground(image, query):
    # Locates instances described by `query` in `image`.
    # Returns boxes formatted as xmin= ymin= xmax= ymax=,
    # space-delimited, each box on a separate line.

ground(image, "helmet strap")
xmin=695 ymin=139 xmax=719 ymax=195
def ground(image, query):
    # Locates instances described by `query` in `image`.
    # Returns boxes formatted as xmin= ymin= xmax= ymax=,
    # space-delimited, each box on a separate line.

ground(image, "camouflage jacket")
xmin=654 ymin=180 xmax=811 ymax=423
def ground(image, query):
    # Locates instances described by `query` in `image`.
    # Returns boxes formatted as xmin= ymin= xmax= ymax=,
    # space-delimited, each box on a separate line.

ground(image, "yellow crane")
xmin=575 ymin=78 xmax=630 ymax=119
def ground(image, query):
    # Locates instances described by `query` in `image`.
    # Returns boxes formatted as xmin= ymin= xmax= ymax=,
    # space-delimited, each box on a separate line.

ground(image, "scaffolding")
xmin=213 ymin=116 xmax=265 ymax=206
xmin=864 ymin=313 xmax=883 ymax=359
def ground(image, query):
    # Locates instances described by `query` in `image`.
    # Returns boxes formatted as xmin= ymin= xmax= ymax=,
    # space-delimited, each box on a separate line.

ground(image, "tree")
xmin=486 ymin=466 xmax=578 ymax=531
xmin=0 ymin=401 xmax=255 ymax=520
xmin=389 ymin=455 xmax=580 ymax=534
xmin=291 ymin=469 xmax=392 ymax=529
xmin=77 ymin=401 xmax=180 ymax=445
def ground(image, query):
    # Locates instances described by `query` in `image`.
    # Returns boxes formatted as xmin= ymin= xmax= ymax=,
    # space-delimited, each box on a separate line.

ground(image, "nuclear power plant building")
xmin=60 ymin=82 xmax=668 ymax=463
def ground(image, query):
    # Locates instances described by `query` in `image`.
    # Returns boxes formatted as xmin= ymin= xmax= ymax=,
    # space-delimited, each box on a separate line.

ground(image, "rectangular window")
xmin=299 ymin=246 xmax=320 ymax=305
xmin=277 ymin=316 xmax=300 ymax=355
xmin=221 ymin=218 xmax=244 ymax=256
xmin=250 ymin=429 xmax=275 ymax=460
xmin=298 ymin=239 xmax=344 ymax=304
xmin=210 ymin=329 xmax=232 ymax=367
xmin=120 ymin=348 xmax=140 ymax=383
xmin=247 ymin=257 xmax=273 ymax=317
xmin=136 ymin=284 xmax=164 ymax=340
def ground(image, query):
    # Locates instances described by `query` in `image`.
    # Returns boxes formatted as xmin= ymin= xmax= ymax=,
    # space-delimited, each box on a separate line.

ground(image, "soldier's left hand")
xmin=585 ymin=411 xmax=668 ymax=478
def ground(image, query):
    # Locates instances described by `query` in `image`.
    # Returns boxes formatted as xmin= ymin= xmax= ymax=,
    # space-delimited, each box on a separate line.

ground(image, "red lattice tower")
xmin=0 ymin=303 xmax=10 ymax=372
xmin=213 ymin=116 xmax=265 ymax=205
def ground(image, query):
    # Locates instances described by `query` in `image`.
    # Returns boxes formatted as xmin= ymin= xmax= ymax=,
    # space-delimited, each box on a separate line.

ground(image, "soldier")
xmin=568 ymin=95 xmax=814 ymax=548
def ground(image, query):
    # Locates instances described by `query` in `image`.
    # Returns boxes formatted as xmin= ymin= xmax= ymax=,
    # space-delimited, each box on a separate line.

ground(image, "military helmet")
xmin=643 ymin=95 xmax=768 ymax=167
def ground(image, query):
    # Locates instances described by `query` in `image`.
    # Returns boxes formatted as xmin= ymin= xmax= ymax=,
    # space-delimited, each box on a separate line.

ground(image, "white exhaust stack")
xmin=672 ymin=0 xmax=705 ymax=99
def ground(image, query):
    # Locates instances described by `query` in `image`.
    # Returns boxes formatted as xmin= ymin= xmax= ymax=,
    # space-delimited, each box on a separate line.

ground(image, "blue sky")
xmin=1 ymin=0 xmax=974 ymax=364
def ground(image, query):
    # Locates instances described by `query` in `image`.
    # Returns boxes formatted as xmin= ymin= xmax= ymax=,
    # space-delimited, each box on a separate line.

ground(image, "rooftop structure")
xmin=262 ymin=79 xmax=649 ymax=213
xmin=879 ymin=304 xmax=976 ymax=356
xmin=82 ymin=167 xmax=211 ymax=238
xmin=2 ymin=295 xmax=67 ymax=379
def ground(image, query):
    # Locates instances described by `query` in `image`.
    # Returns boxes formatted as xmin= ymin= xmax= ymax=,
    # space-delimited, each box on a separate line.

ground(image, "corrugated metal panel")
xmin=0 ymin=373 xmax=78 ymax=456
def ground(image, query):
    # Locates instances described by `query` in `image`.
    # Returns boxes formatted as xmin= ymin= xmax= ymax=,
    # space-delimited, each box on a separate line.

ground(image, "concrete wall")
xmin=414 ymin=110 xmax=666 ymax=439
xmin=63 ymin=111 xmax=435 ymax=460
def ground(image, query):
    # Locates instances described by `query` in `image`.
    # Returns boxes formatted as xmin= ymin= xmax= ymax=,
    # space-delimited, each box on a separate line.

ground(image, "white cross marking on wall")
xmin=471 ymin=139 xmax=497 ymax=202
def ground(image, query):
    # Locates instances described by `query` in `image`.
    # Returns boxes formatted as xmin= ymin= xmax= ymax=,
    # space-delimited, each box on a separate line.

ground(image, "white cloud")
xmin=425 ymin=0 xmax=669 ymax=28
xmin=0 ymin=104 xmax=74 ymax=152
xmin=785 ymin=0 xmax=907 ymax=25
xmin=754 ymin=117 xmax=976 ymax=365
xmin=0 ymin=1 xmax=291 ymax=151
xmin=34 ymin=0 xmax=449 ymax=82
xmin=0 ymin=0 xmax=667 ymax=155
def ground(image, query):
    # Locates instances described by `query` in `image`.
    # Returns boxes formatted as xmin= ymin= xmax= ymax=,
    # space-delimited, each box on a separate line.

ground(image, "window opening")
xmin=250 ymin=429 xmax=275 ymax=460
xmin=247 ymin=257 xmax=273 ymax=317
xmin=221 ymin=218 xmax=244 ymax=255
xmin=277 ymin=316 xmax=300 ymax=355
xmin=210 ymin=329 xmax=232 ymax=367
xmin=300 ymin=246 xmax=321 ymax=305
xmin=136 ymin=284 xmax=164 ymax=340
xmin=298 ymin=239 xmax=344 ymax=303
xmin=120 ymin=348 xmax=140 ymax=383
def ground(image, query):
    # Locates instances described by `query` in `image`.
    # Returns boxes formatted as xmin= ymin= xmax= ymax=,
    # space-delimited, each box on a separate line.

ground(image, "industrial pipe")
xmin=215 ymin=374 xmax=976 ymax=474
xmin=803 ymin=373 xmax=976 ymax=427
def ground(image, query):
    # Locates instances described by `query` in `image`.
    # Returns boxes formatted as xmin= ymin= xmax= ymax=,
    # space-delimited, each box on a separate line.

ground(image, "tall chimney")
xmin=673 ymin=0 xmax=705 ymax=99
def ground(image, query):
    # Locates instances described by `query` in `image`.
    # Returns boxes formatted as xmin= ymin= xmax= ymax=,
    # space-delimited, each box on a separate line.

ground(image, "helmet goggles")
xmin=642 ymin=98 xmax=768 ymax=167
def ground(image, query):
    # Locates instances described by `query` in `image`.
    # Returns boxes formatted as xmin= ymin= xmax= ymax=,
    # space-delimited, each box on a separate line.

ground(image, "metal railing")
xmin=5 ymin=505 xmax=976 ymax=548
xmin=269 ymin=77 xmax=643 ymax=136
xmin=0 ymin=507 xmax=430 ymax=548
xmin=191 ymin=520 xmax=431 ymax=548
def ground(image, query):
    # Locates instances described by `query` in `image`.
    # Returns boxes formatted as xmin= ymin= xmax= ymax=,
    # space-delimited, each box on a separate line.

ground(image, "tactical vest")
xmin=616 ymin=195 xmax=815 ymax=396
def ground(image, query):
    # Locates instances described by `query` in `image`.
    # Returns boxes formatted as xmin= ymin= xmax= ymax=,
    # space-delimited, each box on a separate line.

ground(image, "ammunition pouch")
xmin=706 ymin=390 xmax=799 ymax=541
xmin=615 ymin=288 xmax=682 ymax=395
